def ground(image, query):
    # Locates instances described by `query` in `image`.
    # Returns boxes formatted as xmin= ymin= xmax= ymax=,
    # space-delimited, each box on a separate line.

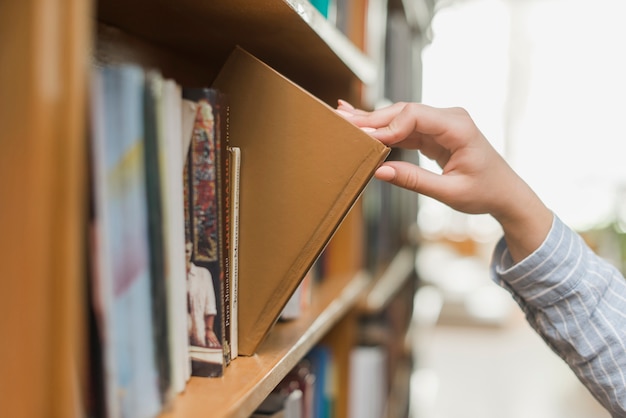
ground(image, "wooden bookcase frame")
xmin=1 ymin=1 xmax=422 ymax=417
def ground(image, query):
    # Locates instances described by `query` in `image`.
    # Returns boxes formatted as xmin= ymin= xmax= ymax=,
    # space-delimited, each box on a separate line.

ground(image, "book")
xmin=284 ymin=390 xmax=304 ymax=418
xmin=228 ymin=146 xmax=241 ymax=359
xmin=279 ymin=279 xmax=304 ymax=321
xmin=211 ymin=46 xmax=390 ymax=355
xmin=277 ymin=358 xmax=317 ymax=418
xmin=160 ymin=78 xmax=190 ymax=394
xmin=90 ymin=64 xmax=162 ymax=418
xmin=279 ymin=268 xmax=313 ymax=321
xmin=252 ymin=389 xmax=303 ymax=418
xmin=252 ymin=392 xmax=288 ymax=417
xmin=347 ymin=345 xmax=387 ymax=418
xmin=222 ymin=111 xmax=232 ymax=364
xmin=143 ymin=70 xmax=172 ymax=405
xmin=182 ymin=88 xmax=230 ymax=377
xmin=306 ymin=345 xmax=336 ymax=418
xmin=180 ymin=97 xmax=198 ymax=383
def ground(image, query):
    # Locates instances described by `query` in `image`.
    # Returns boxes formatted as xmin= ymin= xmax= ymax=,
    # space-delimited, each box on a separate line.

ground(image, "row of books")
xmin=89 ymin=63 xmax=240 ymax=417
xmin=261 ymin=266 xmax=416 ymax=418
xmin=251 ymin=345 xmax=337 ymax=418
xmin=308 ymin=0 xmax=365 ymax=47
xmin=87 ymin=46 xmax=390 ymax=418
xmin=252 ymin=341 xmax=390 ymax=418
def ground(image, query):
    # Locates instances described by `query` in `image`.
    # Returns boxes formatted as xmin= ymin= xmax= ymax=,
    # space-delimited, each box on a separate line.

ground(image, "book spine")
xmin=160 ymin=79 xmax=189 ymax=395
xmin=95 ymin=64 xmax=162 ymax=418
xmin=180 ymin=98 xmax=197 ymax=383
xmin=218 ymin=93 xmax=232 ymax=365
xmin=144 ymin=70 xmax=172 ymax=404
xmin=229 ymin=146 xmax=241 ymax=359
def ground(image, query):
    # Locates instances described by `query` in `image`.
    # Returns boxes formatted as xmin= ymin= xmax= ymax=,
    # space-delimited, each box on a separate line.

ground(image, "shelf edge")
xmin=232 ymin=270 xmax=371 ymax=418
xmin=361 ymin=246 xmax=416 ymax=313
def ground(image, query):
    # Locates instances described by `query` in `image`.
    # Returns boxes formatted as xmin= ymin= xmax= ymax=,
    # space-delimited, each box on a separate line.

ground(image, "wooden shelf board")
xmin=284 ymin=0 xmax=376 ymax=84
xmin=160 ymin=270 xmax=371 ymax=418
xmin=359 ymin=246 xmax=416 ymax=314
xmin=97 ymin=0 xmax=376 ymax=97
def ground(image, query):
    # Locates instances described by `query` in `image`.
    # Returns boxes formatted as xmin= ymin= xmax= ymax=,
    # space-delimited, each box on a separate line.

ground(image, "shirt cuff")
xmin=491 ymin=214 xmax=585 ymax=308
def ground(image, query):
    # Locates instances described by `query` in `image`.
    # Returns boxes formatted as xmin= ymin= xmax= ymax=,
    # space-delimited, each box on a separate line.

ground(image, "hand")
xmin=338 ymin=100 xmax=507 ymax=216
xmin=337 ymin=100 xmax=553 ymax=262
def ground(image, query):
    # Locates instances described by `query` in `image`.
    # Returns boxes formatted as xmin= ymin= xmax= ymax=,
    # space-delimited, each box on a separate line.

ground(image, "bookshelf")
xmin=1 ymin=0 xmax=433 ymax=417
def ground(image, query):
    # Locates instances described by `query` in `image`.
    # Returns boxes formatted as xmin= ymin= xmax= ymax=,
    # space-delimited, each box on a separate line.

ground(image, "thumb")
xmin=374 ymin=161 xmax=450 ymax=201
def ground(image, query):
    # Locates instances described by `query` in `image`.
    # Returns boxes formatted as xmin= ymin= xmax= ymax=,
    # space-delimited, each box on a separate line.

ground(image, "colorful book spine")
xmin=91 ymin=64 xmax=162 ymax=418
xmin=182 ymin=88 xmax=230 ymax=377
xmin=307 ymin=345 xmax=336 ymax=418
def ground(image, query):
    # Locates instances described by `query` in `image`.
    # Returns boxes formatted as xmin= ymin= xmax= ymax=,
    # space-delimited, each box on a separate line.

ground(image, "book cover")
xmin=228 ymin=146 xmax=241 ymax=360
xmin=182 ymin=88 xmax=230 ymax=377
xmin=211 ymin=46 xmax=390 ymax=356
xmin=90 ymin=64 xmax=162 ymax=418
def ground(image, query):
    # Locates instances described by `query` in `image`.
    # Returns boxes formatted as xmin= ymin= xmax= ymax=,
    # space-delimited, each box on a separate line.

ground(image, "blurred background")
xmin=409 ymin=0 xmax=626 ymax=416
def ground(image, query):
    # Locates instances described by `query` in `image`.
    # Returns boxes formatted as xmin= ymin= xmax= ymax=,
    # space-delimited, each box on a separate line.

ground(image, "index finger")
xmin=373 ymin=104 xmax=477 ymax=153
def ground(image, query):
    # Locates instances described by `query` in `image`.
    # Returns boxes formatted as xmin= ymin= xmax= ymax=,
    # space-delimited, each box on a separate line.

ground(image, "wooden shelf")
xmin=160 ymin=271 xmax=371 ymax=418
xmin=284 ymin=0 xmax=376 ymax=84
xmin=97 ymin=0 xmax=376 ymax=102
xmin=158 ymin=247 xmax=415 ymax=418
xmin=359 ymin=246 xmax=416 ymax=314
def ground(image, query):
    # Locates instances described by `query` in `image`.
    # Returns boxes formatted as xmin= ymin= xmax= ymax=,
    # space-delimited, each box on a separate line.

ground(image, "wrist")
xmin=493 ymin=187 xmax=552 ymax=264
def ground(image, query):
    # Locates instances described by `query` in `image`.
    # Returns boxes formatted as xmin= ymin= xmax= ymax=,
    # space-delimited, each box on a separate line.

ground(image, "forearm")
xmin=492 ymin=217 xmax=626 ymax=416
xmin=490 ymin=173 xmax=553 ymax=264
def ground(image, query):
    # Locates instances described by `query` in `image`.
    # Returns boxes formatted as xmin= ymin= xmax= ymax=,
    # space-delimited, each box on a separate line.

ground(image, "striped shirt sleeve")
xmin=491 ymin=214 xmax=626 ymax=417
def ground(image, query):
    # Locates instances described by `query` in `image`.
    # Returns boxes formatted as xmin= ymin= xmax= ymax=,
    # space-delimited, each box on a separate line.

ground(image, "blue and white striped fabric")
xmin=491 ymin=215 xmax=626 ymax=417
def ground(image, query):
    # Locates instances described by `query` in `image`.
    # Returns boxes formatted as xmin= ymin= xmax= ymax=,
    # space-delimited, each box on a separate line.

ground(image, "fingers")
xmin=337 ymin=99 xmax=473 ymax=137
xmin=374 ymin=104 xmax=475 ymax=151
xmin=375 ymin=161 xmax=451 ymax=202
xmin=336 ymin=102 xmax=419 ymax=147
xmin=337 ymin=101 xmax=408 ymax=129
xmin=337 ymin=99 xmax=354 ymax=110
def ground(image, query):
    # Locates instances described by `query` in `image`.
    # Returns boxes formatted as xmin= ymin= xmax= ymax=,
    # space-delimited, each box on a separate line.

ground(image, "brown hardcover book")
xmin=211 ymin=46 xmax=390 ymax=356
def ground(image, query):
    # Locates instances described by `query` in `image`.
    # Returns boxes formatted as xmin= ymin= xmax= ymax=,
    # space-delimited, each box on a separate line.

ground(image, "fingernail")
xmin=361 ymin=127 xmax=376 ymax=133
xmin=375 ymin=166 xmax=396 ymax=181
xmin=338 ymin=99 xmax=355 ymax=110
xmin=336 ymin=109 xmax=354 ymax=118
